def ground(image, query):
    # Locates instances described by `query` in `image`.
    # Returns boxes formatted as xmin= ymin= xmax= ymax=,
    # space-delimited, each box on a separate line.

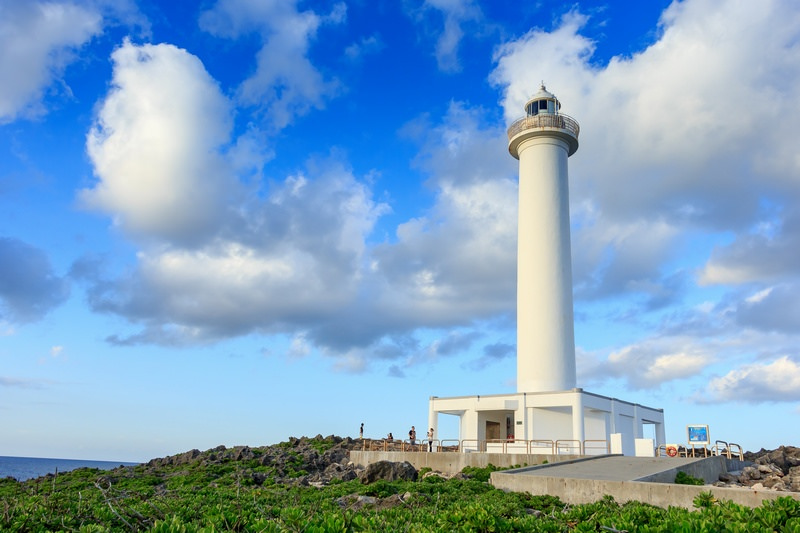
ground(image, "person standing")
xmin=359 ymin=422 xmax=364 ymax=439
xmin=409 ymin=425 xmax=416 ymax=446
xmin=427 ymin=427 xmax=434 ymax=452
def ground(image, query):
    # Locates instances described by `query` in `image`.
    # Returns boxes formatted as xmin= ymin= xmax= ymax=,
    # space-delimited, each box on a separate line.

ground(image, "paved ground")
xmin=515 ymin=455 xmax=702 ymax=481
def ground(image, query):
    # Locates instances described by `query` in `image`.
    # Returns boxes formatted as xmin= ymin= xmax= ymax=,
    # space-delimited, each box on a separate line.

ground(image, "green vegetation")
xmin=675 ymin=471 xmax=705 ymax=486
xmin=2 ymin=443 xmax=800 ymax=532
xmin=460 ymin=463 xmax=505 ymax=482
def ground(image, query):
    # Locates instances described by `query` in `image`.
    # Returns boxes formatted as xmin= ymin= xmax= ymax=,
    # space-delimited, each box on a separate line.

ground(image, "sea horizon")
xmin=0 ymin=455 xmax=140 ymax=482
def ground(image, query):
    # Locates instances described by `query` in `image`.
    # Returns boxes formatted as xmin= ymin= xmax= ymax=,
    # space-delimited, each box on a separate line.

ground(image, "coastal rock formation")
xmin=714 ymin=446 xmax=800 ymax=492
xmin=359 ymin=460 xmax=418 ymax=484
xmin=138 ymin=435 xmax=366 ymax=487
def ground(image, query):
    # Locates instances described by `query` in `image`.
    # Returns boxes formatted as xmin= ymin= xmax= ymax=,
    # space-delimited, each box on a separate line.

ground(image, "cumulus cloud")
xmin=78 ymin=43 xmax=522 ymax=371
xmin=0 ymin=237 xmax=69 ymax=323
xmin=0 ymin=0 xmax=102 ymax=123
xmin=81 ymin=40 xmax=241 ymax=246
xmin=700 ymin=213 xmax=800 ymax=286
xmin=704 ymin=356 xmax=800 ymax=403
xmin=602 ymin=342 xmax=711 ymax=389
xmin=199 ymin=0 xmax=344 ymax=129
xmin=86 ymin=160 xmax=387 ymax=345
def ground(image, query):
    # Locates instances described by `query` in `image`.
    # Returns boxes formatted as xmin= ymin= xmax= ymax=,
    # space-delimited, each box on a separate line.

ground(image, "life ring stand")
xmin=666 ymin=445 xmax=678 ymax=457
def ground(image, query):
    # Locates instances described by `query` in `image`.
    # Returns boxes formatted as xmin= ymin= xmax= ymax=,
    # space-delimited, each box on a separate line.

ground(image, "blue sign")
xmin=687 ymin=425 xmax=709 ymax=445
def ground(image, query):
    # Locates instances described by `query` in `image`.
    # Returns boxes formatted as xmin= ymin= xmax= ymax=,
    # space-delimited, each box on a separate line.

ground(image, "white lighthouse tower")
xmin=428 ymin=86 xmax=665 ymax=456
xmin=509 ymin=84 xmax=579 ymax=393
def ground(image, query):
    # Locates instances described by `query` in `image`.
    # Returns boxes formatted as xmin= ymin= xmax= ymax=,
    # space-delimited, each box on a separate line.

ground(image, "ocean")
xmin=0 ymin=456 xmax=140 ymax=482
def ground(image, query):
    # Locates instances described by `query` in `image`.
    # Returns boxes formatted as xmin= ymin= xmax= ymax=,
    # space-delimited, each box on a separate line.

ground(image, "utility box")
xmin=635 ymin=438 xmax=655 ymax=457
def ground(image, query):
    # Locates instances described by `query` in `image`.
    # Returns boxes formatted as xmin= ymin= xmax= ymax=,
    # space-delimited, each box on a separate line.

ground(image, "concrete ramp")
xmin=491 ymin=455 xmax=800 ymax=509
xmin=511 ymin=455 xmax=711 ymax=482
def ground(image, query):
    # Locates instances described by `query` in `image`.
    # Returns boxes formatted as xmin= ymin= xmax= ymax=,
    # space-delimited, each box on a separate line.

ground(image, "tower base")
xmin=428 ymin=389 xmax=665 ymax=456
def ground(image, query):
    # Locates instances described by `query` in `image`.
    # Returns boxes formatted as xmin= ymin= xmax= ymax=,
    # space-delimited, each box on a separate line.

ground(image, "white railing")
xmin=507 ymin=113 xmax=580 ymax=140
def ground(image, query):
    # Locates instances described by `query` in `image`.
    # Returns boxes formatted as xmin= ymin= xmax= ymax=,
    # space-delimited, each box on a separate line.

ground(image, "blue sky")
xmin=2 ymin=0 xmax=799 ymax=462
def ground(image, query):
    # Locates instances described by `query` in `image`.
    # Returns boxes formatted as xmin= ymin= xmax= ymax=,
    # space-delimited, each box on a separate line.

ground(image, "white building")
xmin=427 ymin=86 xmax=665 ymax=456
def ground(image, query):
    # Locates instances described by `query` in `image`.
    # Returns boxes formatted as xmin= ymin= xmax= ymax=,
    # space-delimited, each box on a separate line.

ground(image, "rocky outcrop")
xmin=128 ymin=435 xmax=432 ymax=488
xmin=714 ymin=446 xmax=800 ymax=492
xmin=748 ymin=446 xmax=800 ymax=475
xmin=136 ymin=435 xmax=365 ymax=487
xmin=359 ymin=461 xmax=418 ymax=484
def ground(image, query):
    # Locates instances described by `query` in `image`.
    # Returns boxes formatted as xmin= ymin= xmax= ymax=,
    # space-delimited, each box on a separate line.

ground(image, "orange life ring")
xmin=666 ymin=445 xmax=678 ymax=457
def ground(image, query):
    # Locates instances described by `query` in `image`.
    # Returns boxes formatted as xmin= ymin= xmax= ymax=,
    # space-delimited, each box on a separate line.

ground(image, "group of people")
xmin=359 ymin=423 xmax=437 ymax=451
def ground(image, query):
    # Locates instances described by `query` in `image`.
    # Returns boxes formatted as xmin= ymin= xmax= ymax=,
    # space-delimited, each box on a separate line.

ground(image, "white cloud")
xmin=406 ymin=0 xmax=483 ymax=73
xmin=423 ymin=0 xmax=482 ymax=72
xmin=344 ymin=35 xmax=384 ymax=62
xmin=199 ymin=0 xmax=344 ymax=129
xmin=81 ymin=40 xmax=240 ymax=245
xmin=700 ymin=214 xmax=800 ymax=285
xmin=603 ymin=342 xmax=711 ymax=389
xmin=0 ymin=1 xmax=102 ymax=123
xmin=705 ymin=356 xmax=800 ymax=403
xmin=86 ymin=159 xmax=387 ymax=345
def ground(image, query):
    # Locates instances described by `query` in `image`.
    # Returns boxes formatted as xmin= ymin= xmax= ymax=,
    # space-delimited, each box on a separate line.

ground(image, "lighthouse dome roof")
xmin=531 ymin=84 xmax=556 ymax=101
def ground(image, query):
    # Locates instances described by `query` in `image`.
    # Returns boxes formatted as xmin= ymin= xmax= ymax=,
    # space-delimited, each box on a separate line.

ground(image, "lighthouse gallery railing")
xmin=507 ymin=113 xmax=580 ymax=140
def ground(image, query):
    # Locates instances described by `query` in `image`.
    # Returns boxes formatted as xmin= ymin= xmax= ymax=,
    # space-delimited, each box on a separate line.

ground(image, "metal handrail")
xmin=711 ymin=440 xmax=729 ymax=458
xmin=439 ymin=439 xmax=460 ymax=452
xmin=461 ymin=439 xmax=482 ymax=452
xmin=555 ymin=439 xmax=582 ymax=454
xmin=530 ymin=440 xmax=555 ymax=454
xmin=583 ymin=440 xmax=609 ymax=455
xmin=507 ymin=113 xmax=580 ymax=140
xmin=728 ymin=442 xmax=744 ymax=460
xmin=486 ymin=439 xmax=509 ymax=453
xmin=402 ymin=440 xmax=425 ymax=452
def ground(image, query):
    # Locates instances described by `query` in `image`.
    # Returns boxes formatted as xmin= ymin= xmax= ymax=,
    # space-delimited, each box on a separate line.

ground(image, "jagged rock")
xmin=360 ymin=461 xmax=418 ymax=484
xmin=233 ymin=446 xmax=254 ymax=461
xmin=757 ymin=463 xmax=784 ymax=476
xmin=740 ymin=466 xmax=762 ymax=481
xmin=251 ymin=472 xmax=269 ymax=486
xmin=750 ymin=446 xmax=800 ymax=475
xmin=175 ymin=449 xmax=201 ymax=465
xmin=786 ymin=466 xmax=800 ymax=490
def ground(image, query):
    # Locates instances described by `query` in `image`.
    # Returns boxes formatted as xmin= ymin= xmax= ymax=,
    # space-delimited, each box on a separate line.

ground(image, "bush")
xmin=675 ymin=471 xmax=704 ymax=485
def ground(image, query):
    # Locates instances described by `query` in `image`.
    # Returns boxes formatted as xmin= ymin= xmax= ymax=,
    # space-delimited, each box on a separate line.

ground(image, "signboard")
xmin=687 ymin=425 xmax=710 ymax=445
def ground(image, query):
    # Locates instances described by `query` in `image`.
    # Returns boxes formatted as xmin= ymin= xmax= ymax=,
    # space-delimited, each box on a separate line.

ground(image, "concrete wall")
xmin=530 ymin=406 xmax=572 ymax=441
xmin=490 ymin=469 xmax=800 ymax=510
xmin=350 ymin=451 xmax=581 ymax=473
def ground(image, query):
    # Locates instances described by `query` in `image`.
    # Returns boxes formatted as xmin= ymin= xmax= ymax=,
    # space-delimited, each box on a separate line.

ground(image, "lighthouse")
xmin=427 ymin=85 xmax=665 ymax=456
xmin=508 ymin=84 xmax=579 ymax=393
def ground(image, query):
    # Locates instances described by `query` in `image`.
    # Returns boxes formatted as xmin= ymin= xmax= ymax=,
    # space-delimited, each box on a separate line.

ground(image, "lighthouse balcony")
xmin=507 ymin=113 xmax=580 ymax=158
xmin=507 ymin=113 xmax=580 ymax=140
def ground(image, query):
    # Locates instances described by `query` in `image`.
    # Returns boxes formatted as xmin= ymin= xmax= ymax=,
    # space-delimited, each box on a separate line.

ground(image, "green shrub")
xmin=675 ymin=471 xmax=704 ymax=485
